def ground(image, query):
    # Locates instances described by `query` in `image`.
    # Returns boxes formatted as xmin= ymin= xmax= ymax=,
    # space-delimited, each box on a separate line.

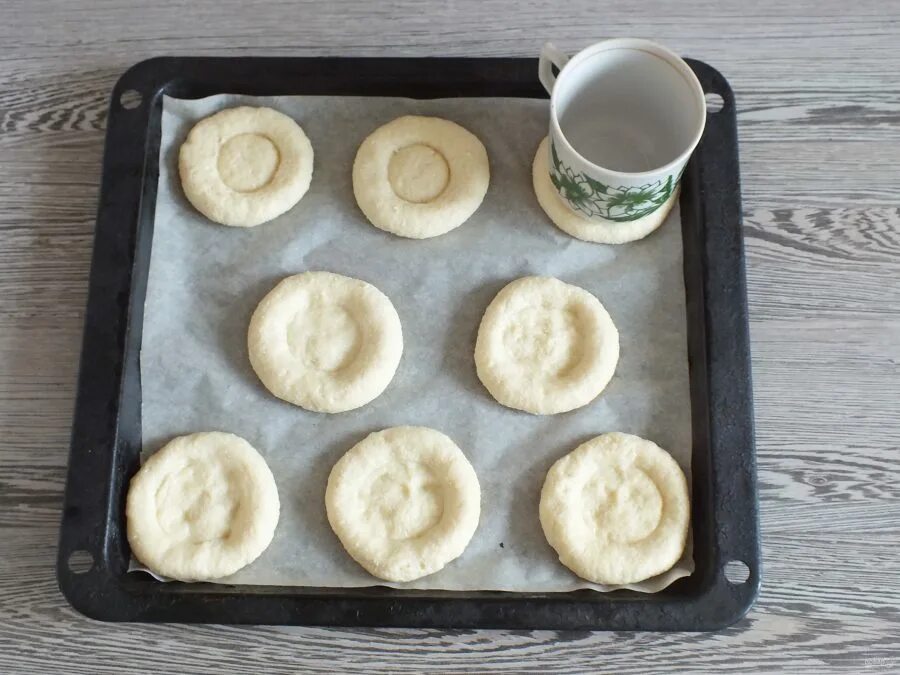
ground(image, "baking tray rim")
xmin=58 ymin=55 xmax=760 ymax=631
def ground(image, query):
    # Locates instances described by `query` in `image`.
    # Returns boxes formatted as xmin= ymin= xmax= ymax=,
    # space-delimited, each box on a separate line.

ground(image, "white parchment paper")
xmin=138 ymin=93 xmax=693 ymax=592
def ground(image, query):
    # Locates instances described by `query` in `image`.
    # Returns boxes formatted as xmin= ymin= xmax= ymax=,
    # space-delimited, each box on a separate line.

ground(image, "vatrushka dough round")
xmin=474 ymin=276 xmax=620 ymax=415
xmin=540 ymin=432 xmax=690 ymax=585
xmin=352 ymin=115 xmax=490 ymax=239
xmin=326 ymin=426 xmax=481 ymax=582
xmin=248 ymin=271 xmax=403 ymax=413
xmin=126 ymin=431 xmax=280 ymax=581
xmin=179 ymin=106 xmax=313 ymax=227
xmin=532 ymin=137 xmax=678 ymax=244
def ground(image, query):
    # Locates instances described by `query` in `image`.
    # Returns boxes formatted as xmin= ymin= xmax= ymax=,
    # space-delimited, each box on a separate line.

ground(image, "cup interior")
xmin=555 ymin=45 xmax=704 ymax=174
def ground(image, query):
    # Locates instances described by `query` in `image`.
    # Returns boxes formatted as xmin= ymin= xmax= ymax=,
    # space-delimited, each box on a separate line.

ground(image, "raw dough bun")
xmin=532 ymin=137 xmax=678 ymax=244
xmin=474 ymin=276 xmax=619 ymax=415
xmin=326 ymin=426 xmax=481 ymax=582
xmin=540 ymin=432 xmax=690 ymax=585
xmin=352 ymin=115 xmax=490 ymax=239
xmin=126 ymin=431 xmax=280 ymax=581
xmin=248 ymin=271 xmax=403 ymax=413
xmin=179 ymin=106 xmax=313 ymax=227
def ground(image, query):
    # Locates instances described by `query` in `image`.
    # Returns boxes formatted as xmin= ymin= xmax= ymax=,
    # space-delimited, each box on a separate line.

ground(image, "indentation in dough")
xmin=369 ymin=462 xmax=445 ymax=540
xmin=502 ymin=304 xmax=584 ymax=378
xmin=249 ymin=272 xmax=403 ymax=413
xmin=127 ymin=431 xmax=280 ymax=581
xmin=217 ymin=133 xmax=281 ymax=192
xmin=286 ymin=302 xmax=362 ymax=372
xmin=325 ymin=426 xmax=480 ymax=582
xmin=539 ymin=432 xmax=689 ymax=585
xmin=388 ymin=143 xmax=450 ymax=203
xmin=588 ymin=468 xmax=663 ymax=544
xmin=475 ymin=276 xmax=619 ymax=415
xmin=154 ymin=460 xmax=241 ymax=544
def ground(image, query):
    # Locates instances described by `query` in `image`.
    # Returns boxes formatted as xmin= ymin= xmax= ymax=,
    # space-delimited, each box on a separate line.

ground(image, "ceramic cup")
xmin=538 ymin=39 xmax=706 ymax=224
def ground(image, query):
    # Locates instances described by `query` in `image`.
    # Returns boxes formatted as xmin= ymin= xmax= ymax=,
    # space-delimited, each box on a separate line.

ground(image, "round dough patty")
xmin=326 ymin=426 xmax=481 ymax=582
xmin=248 ymin=271 xmax=403 ymax=413
xmin=474 ymin=276 xmax=619 ymax=415
xmin=352 ymin=115 xmax=490 ymax=239
xmin=540 ymin=432 xmax=690 ymax=585
xmin=126 ymin=431 xmax=280 ymax=581
xmin=532 ymin=137 xmax=678 ymax=244
xmin=179 ymin=106 xmax=313 ymax=227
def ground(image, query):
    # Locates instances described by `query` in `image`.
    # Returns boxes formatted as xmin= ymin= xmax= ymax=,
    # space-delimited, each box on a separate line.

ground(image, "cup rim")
xmin=549 ymin=38 xmax=707 ymax=180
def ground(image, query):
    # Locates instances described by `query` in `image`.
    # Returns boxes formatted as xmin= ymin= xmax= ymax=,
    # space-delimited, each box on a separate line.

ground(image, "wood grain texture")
xmin=1 ymin=0 xmax=899 ymax=671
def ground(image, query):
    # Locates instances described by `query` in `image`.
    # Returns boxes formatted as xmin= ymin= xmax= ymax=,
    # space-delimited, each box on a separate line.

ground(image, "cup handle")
xmin=538 ymin=42 xmax=570 ymax=95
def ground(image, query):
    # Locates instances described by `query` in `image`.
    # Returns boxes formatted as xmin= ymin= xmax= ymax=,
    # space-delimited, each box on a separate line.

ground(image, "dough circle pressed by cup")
xmin=532 ymin=137 xmax=678 ymax=244
xmin=248 ymin=271 xmax=403 ymax=413
xmin=126 ymin=431 xmax=280 ymax=581
xmin=540 ymin=432 xmax=690 ymax=585
xmin=352 ymin=115 xmax=490 ymax=239
xmin=325 ymin=426 xmax=481 ymax=582
xmin=474 ymin=275 xmax=619 ymax=415
xmin=179 ymin=106 xmax=313 ymax=227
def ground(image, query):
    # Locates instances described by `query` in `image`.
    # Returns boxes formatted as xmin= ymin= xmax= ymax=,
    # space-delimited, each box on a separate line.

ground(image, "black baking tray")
xmin=58 ymin=56 xmax=759 ymax=630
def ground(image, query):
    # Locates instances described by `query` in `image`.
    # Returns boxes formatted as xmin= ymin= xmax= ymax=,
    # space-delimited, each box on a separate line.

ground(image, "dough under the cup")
xmin=532 ymin=137 xmax=678 ymax=244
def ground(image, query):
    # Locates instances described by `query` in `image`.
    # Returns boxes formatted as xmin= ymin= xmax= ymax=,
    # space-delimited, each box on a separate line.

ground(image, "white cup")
xmin=538 ymin=39 xmax=706 ymax=223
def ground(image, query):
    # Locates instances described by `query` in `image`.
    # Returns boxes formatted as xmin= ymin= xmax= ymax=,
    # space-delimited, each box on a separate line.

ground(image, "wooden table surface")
xmin=2 ymin=0 xmax=898 ymax=671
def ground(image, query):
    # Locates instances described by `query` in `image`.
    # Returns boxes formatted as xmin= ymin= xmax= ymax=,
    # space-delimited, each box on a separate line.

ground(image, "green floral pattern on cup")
xmin=549 ymin=141 xmax=678 ymax=222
